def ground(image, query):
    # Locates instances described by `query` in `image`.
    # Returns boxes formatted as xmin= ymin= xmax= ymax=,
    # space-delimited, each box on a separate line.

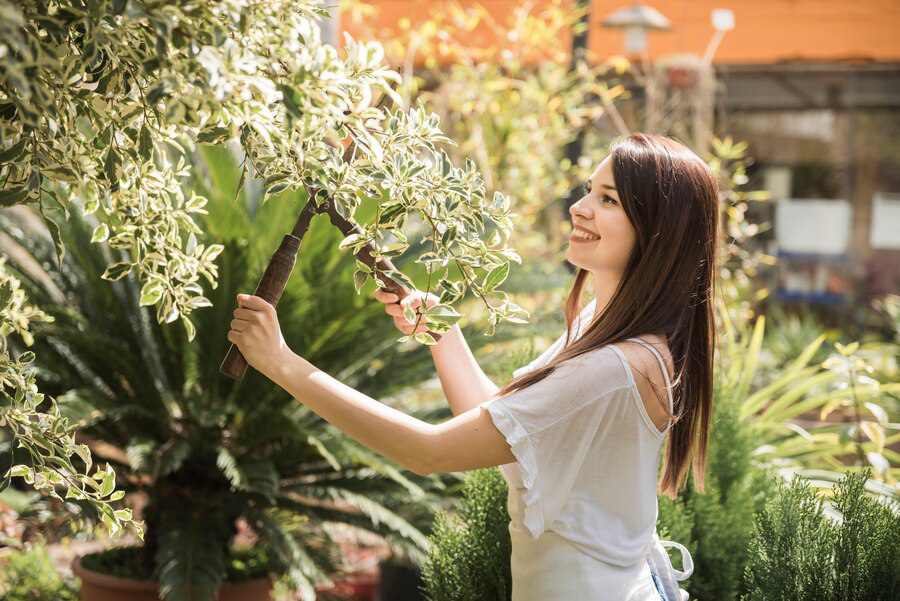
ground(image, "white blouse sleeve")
xmin=479 ymin=347 xmax=628 ymax=539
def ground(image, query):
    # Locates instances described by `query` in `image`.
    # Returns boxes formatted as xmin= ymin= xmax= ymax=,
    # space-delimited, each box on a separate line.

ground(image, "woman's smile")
xmin=570 ymin=227 xmax=601 ymax=243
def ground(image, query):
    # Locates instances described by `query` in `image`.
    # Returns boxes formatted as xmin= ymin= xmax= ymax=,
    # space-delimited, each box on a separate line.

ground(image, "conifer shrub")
xmin=656 ymin=381 xmax=778 ymax=601
xmin=742 ymin=468 xmax=900 ymax=601
xmin=421 ymin=468 xmax=511 ymax=601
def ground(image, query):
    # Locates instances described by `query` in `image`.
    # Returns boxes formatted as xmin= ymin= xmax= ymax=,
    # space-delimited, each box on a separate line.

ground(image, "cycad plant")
xmin=0 ymin=141 xmax=519 ymax=600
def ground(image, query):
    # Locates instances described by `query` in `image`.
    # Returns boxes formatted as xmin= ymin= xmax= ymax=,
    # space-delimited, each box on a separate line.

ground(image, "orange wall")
xmin=341 ymin=0 xmax=900 ymax=64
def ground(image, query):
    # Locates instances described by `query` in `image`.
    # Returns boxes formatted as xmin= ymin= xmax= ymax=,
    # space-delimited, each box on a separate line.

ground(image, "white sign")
xmin=871 ymin=193 xmax=900 ymax=250
xmin=775 ymin=199 xmax=851 ymax=255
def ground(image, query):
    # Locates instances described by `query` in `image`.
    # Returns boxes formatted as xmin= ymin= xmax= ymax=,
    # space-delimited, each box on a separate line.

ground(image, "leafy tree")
xmin=0 ymin=258 xmax=132 ymax=534
xmin=0 ymin=0 xmax=525 ymax=535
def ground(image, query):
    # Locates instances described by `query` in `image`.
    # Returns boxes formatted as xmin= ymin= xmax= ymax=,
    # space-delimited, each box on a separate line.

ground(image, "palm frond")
xmin=285 ymin=484 xmax=430 ymax=551
xmin=245 ymin=506 xmax=326 ymax=601
xmin=154 ymin=515 xmax=229 ymax=601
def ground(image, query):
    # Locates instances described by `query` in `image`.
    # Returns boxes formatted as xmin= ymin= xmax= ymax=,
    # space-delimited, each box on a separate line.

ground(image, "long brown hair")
xmin=494 ymin=133 xmax=720 ymax=498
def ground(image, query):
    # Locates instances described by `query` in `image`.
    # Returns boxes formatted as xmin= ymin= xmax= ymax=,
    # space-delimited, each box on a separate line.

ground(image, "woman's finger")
xmin=234 ymin=307 xmax=259 ymax=321
xmin=398 ymin=323 xmax=429 ymax=335
xmin=384 ymin=304 xmax=410 ymax=317
xmin=374 ymin=289 xmax=398 ymax=303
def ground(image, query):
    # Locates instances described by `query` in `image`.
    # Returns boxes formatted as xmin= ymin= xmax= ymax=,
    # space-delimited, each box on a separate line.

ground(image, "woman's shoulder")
xmin=607 ymin=335 xmax=673 ymax=381
xmin=606 ymin=335 xmax=674 ymax=432
xmin=555 ymin=343 xmax=633 ymax=387
xmin=561 ymin=335 xmax=674 ymax=393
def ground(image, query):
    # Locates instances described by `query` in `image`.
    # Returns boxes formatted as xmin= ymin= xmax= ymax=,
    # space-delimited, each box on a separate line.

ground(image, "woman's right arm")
xmin=374 ymin=289 xmax=500 ymax=416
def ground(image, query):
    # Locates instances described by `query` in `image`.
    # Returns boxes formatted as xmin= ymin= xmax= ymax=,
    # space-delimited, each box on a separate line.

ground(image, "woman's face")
xmin=565 ymin=156 xmax=637 ymax=280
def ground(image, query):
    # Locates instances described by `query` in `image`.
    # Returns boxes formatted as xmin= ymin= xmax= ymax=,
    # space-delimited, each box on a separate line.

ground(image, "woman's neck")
xmin=590 ymin=271 xmax=622 ymax=322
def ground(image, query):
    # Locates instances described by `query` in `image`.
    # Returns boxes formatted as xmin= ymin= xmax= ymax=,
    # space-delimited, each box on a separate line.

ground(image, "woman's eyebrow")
xmin=586 ymin=179 xmax=618 ymax=193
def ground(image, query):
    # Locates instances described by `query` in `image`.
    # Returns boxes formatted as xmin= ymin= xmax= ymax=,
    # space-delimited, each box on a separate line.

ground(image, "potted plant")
xmin=0 ymin=162 xmax=467 ymax=600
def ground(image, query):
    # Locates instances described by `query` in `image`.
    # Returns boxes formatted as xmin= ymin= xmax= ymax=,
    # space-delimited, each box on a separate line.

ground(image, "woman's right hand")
xmin=374 ymin=287 xmax=440 ymax=335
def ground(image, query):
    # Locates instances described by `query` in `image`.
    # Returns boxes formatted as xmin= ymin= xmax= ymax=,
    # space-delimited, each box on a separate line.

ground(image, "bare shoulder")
xmin=612 ymin=335 xmax=673 ymax=432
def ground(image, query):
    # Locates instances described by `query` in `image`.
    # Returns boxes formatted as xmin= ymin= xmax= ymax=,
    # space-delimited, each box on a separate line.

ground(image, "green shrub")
xmin=0 ymin=545 xmax=76 ymax=601
xmin=743 ymin=468 xmax=900 ymax=601
xmin=657 ymin=378 xmax=778 ymax=601
xmin=421 ymin=468 xmax=511 ymax=601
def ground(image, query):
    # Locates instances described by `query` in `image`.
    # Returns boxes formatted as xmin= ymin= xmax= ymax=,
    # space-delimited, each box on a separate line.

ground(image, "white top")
xmin=479 ymin=298 xmax=674 ymax=567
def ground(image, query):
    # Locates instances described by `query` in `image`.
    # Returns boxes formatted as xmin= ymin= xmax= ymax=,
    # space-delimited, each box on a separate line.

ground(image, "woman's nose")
xmin=569 ymin=197 xmax=592 ymax=220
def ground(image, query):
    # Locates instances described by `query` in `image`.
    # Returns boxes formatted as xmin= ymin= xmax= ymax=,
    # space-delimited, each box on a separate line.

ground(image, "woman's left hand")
xmin=228 ymin=293 xmax=294 ymax=378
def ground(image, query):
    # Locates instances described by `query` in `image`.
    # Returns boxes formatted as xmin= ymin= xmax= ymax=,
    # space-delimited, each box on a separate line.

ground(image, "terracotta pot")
xmin=315 ymin=570 xmax=378 ymax=601
xmin=72 ymin=556 xmax=273 ymax=601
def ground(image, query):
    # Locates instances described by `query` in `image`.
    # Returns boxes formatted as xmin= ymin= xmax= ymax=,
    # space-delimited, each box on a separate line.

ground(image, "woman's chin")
xmin=564 ymin=253 xmax=585 ymax=270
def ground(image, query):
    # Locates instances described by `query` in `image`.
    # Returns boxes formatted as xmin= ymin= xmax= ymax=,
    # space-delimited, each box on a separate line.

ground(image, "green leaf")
xmin=0 ymin=138 xmax=28 ymax=163
xmin=91 ymin=224 xmax=109 ymax=243
xmin=381 ymin=269 xmax=416 ymax=292
xmin=339 ymin=233 xmax=363 ymax=250
xmin=414 ymin=332 xmax=437 ymax=345
xmin=43 ymin=165 xmax=79 ymax=183
xmin=100 ymin=467 xmax=115 ymax=497
xmin=425 ymin=303 xmax=462 ymax=319
xmin=182 ymin=317 xmax=196 ymax=341
xmin=73 ymin=444 xmax=92 ymax=474
xmin=196 ymin=126 xmax=232 ymax=145
xmin=0 ymin=281 xmax=13 ymax=309
xmin=139 ymin=282 xmax=163 ymax=306
xmin=139 ymin=124 xmax=153 ymax=162
xmin=216 ymin=447 xmax=244 ymax=489
xmin=65 ymin=485 xmax=85 ymax=500
xmin=40 ymin=212 xmax=66 ymax=268
xmin=353 ymin=270 xmax=368 ymax=294
xmin=104 ymin=146 xmax=118 ymax=183
xmin=235 ymin=165 xmax=247 ymax=201
xmin=101 ymin=262 xmax=133 ymax=281
xmin=402 ymin=304 xmax=417 ymax=324
xmin=0 ymin=187 xmax=30 ymax=208
xmin=482 ymin=263 xmax=509 ymax=292
xmin=5 ymin=465 xmax=31 ymax=478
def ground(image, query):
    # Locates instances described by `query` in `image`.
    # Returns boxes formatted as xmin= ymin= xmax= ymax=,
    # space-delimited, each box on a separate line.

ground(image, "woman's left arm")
xmin=229 ymin=294 xmax=516 ymax=477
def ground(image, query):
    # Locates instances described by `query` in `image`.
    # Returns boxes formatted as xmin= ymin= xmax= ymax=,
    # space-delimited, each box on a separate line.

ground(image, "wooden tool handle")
xmin=220 ymin=235 xmax=301 ymax=380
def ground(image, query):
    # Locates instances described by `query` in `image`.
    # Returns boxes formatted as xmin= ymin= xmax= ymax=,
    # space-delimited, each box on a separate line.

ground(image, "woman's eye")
xmin=601 ymin=194 xmax=617 ymax=205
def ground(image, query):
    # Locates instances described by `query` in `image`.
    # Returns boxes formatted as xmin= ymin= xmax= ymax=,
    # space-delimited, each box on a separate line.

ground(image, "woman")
xmin=228 ymin=133 xmax=719 ymax=600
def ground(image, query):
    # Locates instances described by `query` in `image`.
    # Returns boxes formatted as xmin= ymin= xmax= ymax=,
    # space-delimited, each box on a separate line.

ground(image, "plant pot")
xmin=72 ymin=556 xmax=273 ymax=601
xmin=315 ymin=570 xmax=379 ymax=601
xmin=377 ymin=557 xmax=425 ymax=601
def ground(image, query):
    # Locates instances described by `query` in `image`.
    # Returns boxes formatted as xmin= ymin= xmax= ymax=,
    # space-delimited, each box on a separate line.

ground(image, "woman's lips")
xmin=570 ymin=228 xmax=601 ymax=243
